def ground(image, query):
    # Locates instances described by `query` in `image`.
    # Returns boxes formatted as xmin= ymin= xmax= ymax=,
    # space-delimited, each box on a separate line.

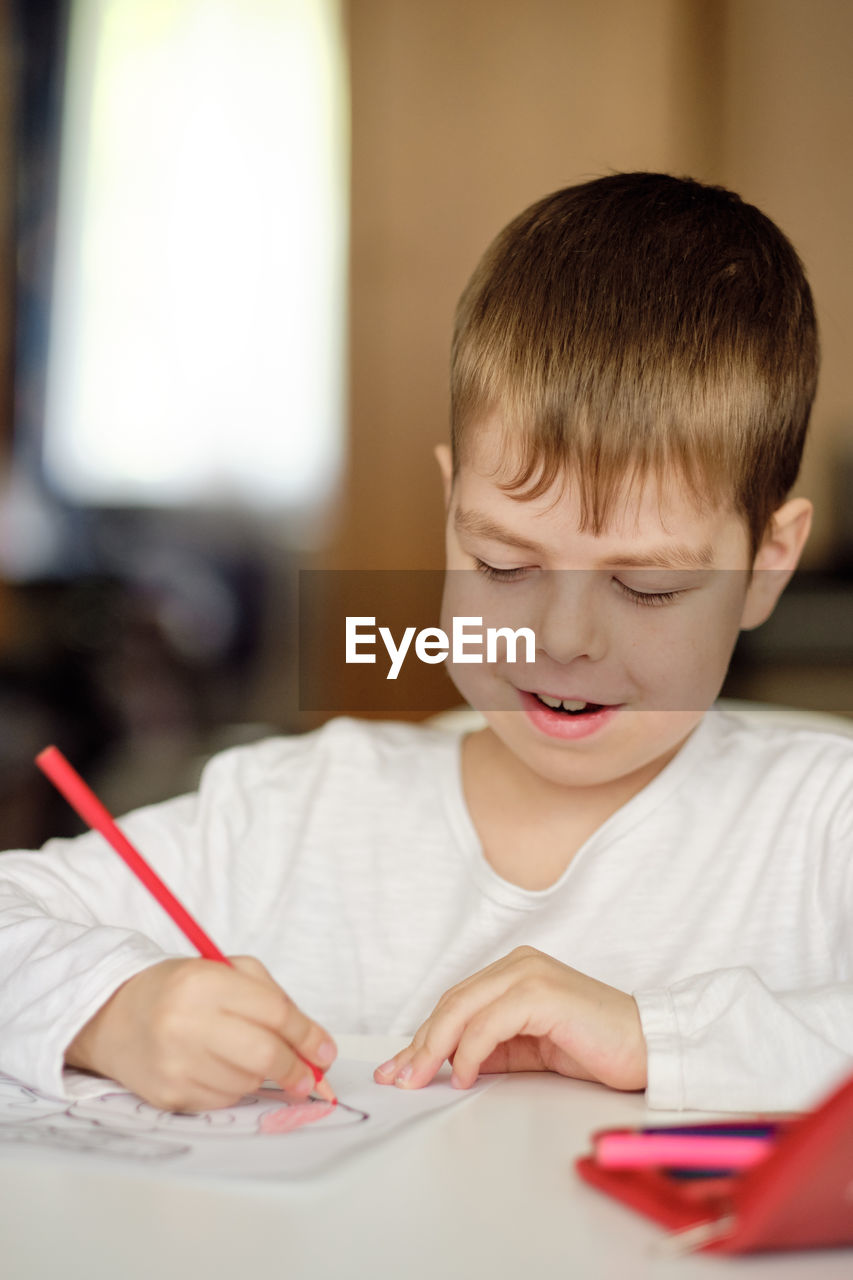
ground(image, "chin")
xmin=484 ymin=705 xmax=701 ymax=787
xmin=496 ymin=735 xmax=634 ymax=789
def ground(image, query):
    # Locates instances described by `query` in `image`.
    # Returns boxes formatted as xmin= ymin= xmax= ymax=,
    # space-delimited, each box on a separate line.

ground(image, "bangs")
xmin=452 ymin=359 xmax=794 ymax=553
xmin=450 ymin=174 xmax=818 ymax=561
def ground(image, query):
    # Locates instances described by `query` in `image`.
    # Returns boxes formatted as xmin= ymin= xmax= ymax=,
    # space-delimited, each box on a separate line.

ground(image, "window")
xmin=43 ymin=0 xmax=348 ymax=514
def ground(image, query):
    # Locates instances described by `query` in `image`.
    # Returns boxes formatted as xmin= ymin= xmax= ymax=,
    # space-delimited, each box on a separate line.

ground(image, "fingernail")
xmin=316 ymin=1040 xmax=336 ymax=1067
xmin=376 ymin=1058 xmax=397 ymax=1076
xmin=394 ymin=1064 xmax=413 ymax=1086
xmin=295 ymin=1073 xmax=314 ymax=1093
xmin=450 ymin=1072 xmax=463 ymax=1089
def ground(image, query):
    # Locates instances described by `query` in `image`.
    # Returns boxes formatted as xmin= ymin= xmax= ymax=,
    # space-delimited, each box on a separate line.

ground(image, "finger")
xmin=424 ymin=948 xmax=545 ymax=1017
xmin=180 ymin=1080 xmax=252 ymax=1112
xmin=228 ymin=955 xmax=275 ymax=983
xmin=373 ymin=1008 xmax=459 ymax=1084
xmin=373 ymin=1005 xmax=446 ymax=1082
xmin=373 ymin=1055 xmax=400 ymax=1083
xmin=476 ymin=1036 xmax=548 ymax=1076
xmin=373 ymin=1019 xmax=432 ymax=1082
xmin=189 ymin=1054 xmax=272 ymax=1100
xmin=376 ymin=951 xmax=550 ymax=1087
xmin=226 ymin=958 xmax=336 ymax=1071
xmin=209 ymin=1019 xmax=316 ymax=1096
xmin=406 ymin=954 xmax=523 ymax=1046
xmin=449 ymin=991 xmax=545 ymax=1088
xmin=146 ymin=1077 xmax=249 ymax=1113
xmin=393 ymin=969 xmax=532 ymax=1088
xmin=374 ymin=1043 xmax=418 ymax=1086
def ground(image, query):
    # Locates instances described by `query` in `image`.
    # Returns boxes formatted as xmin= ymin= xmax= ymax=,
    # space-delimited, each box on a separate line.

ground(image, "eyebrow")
xmin=453 ymin=507 xmax=716 ymax=569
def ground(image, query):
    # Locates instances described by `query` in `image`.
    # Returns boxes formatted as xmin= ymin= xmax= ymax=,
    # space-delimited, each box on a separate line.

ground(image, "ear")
xmin=740 ymin=497 xmax=813 ymax=631
xmin=434 ymin=444 xmax=453 ymax=509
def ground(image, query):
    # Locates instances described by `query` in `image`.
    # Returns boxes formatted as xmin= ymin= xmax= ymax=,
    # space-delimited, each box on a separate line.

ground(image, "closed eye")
xmin=616 ymin=581 xmax=684 ymax=607
xmin=473 ymin=558 xmax=685 ymax=605
xmin=473 ymin=558 xmax=531 ymax=583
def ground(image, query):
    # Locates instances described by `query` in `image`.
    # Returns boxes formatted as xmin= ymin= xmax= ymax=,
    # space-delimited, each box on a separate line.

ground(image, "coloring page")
xmin=0 ymin=1061 xmax=495 ymax=1180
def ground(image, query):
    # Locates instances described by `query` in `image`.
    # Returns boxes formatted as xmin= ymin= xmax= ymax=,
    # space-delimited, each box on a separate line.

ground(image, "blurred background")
xmin=0 ymin=0 xmax=851 ymax=847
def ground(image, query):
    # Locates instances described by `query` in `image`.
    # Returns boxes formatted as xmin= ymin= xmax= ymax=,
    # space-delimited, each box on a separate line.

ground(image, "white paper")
xmin=0 ymin=1064 xmax=495 ymax=1180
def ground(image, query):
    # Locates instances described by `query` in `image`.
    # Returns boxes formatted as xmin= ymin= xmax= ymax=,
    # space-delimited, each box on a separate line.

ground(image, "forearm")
xmin=0 ymin=788 xmax=227 ymax=1093
xmin=0 ymin=894 xmax=171 ymax=1096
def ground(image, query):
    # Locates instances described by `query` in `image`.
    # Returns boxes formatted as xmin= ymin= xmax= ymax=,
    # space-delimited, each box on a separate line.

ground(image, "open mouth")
xmin=532 ymin=693 xmax=607 ymax=716
xmin=519 ymin=690 xmax=622 ymax=739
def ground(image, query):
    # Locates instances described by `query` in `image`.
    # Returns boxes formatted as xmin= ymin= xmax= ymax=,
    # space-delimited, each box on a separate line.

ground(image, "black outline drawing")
xmin=70 ymin=1087 xmax=369 ymax=1134
xmin=0 ymin=1122 xmax=189 ymax=1160
xmin=0 ymin=1073 xmax=368 ymax=1164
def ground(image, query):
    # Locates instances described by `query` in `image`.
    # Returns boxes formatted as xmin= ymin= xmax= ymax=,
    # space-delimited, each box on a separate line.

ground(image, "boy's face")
xmin=438 ymin=418 xmax=809 ymax=792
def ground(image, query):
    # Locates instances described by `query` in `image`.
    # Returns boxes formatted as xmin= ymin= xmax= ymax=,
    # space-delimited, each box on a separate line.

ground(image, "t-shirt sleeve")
xmin=0 ymin=739 xmax=277 ymax=1098
xmin=634 ymin=772 xmax=853 ymax=1112
xmin=635 ymin=971 xmax=853 ymax=1111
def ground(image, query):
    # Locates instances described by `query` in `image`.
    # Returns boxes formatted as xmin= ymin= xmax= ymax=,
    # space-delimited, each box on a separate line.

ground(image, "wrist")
xmin=64 ymin=1016 xmax=100 ymax=1073
xmin=601 ymin=992 xmax=647 ymax=1091
xmin=63 ymin=975 xmax=136 ymax=1076
xmin=625 ymin=996 xmax=648 ymax=1090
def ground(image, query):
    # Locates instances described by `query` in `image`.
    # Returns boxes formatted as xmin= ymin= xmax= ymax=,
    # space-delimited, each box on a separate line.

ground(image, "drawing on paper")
xmin=0 ymin=1077 xmax=69 ymax=1123
xmin=0 ymin=1062 xmax=488 ymax=1179
xmin=0 ymin=1073 xmax=367 ymax=1164
xmin=0 ymin=1121 xmax=190 ymax=1160
xmin=70 ymin=1087 xmax=369 ymax=1134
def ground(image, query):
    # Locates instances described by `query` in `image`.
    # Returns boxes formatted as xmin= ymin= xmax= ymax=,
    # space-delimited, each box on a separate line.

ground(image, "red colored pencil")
xmin=35 ymin=744 xmax=336 ymax=1105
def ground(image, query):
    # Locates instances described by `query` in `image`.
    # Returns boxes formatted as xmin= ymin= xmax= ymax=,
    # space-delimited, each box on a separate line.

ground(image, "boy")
xmin=1 ymin=173 xmax=851 ymax=1115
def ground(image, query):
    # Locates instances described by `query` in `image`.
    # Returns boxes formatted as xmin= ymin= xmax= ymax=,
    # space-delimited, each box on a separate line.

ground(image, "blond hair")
xmin=450 ymin=173 xmax=819 ymax=560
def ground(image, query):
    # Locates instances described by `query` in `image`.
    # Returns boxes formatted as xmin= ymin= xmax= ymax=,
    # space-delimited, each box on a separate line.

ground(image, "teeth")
xmin=538 ymin=695 xmax=589 ymax=711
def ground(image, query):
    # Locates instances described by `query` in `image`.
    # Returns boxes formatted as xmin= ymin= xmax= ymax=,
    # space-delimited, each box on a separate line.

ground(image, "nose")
xmin=533 ymin=571 xmax=609 ymax=665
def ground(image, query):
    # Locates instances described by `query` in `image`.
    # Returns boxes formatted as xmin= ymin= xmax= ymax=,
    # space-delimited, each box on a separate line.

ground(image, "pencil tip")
xmin=313 ymin=1077 xmax=338 ymax=1106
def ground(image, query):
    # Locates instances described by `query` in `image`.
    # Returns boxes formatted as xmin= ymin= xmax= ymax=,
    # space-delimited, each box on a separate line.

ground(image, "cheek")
xmin=439 ymin=577 xmax=494 ymax=708
xmin=444 ymin=660 xmax=495 ymax=711
xmin=620 ymin=595 xmax=743 ymax=709
xmin=438 ymin=573 xmax=746 ymax=713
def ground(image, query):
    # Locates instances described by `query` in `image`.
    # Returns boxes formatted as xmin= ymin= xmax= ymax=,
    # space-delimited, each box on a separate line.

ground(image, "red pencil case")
xmin=575 ymin=1069 xmax=853 ymax=1254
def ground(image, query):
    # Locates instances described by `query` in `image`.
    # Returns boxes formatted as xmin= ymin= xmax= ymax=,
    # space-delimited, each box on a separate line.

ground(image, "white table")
xmin=1 ymin=1036 xmax=850 ymax=1280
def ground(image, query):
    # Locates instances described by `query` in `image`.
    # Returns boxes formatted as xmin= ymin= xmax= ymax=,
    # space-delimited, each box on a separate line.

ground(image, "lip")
xmin=518 ymin=689 xmax=624 ymax=740
xmin=528 ymin=689 xmax=613 ymax=706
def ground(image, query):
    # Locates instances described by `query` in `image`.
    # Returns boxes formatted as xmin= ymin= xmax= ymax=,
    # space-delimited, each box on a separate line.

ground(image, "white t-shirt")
xmin=0 ymin=706 xmax=851 ymax=1111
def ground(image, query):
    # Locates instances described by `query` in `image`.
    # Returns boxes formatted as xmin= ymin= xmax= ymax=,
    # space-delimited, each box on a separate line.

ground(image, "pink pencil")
xmin=35 ymin=744 xmax=336 ymax=1105
xmin=594 ymin=1131 xmax=774 ymax=1170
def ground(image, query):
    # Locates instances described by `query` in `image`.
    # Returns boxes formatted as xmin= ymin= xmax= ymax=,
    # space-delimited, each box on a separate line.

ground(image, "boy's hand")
xmin=374 ymin=946 xmax=646 ymax=1093
xmin=65 ymin=956 xmax=336 ymax=1112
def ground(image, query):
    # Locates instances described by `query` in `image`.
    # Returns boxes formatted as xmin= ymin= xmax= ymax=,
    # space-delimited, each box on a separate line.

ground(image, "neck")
xmin=460 ymin=725 xmax=693 ymax=890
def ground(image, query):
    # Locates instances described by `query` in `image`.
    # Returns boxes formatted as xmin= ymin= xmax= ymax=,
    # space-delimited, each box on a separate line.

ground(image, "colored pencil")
xmin=35 ymin=744 xmax=336 ymax=1105
xmin=594 ymin=1130 xmax=775 ymax=1170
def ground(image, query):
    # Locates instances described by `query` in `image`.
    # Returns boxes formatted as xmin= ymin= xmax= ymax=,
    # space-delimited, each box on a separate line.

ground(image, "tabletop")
xmin=1 ymin=1035 xmax=850 ymax=1280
